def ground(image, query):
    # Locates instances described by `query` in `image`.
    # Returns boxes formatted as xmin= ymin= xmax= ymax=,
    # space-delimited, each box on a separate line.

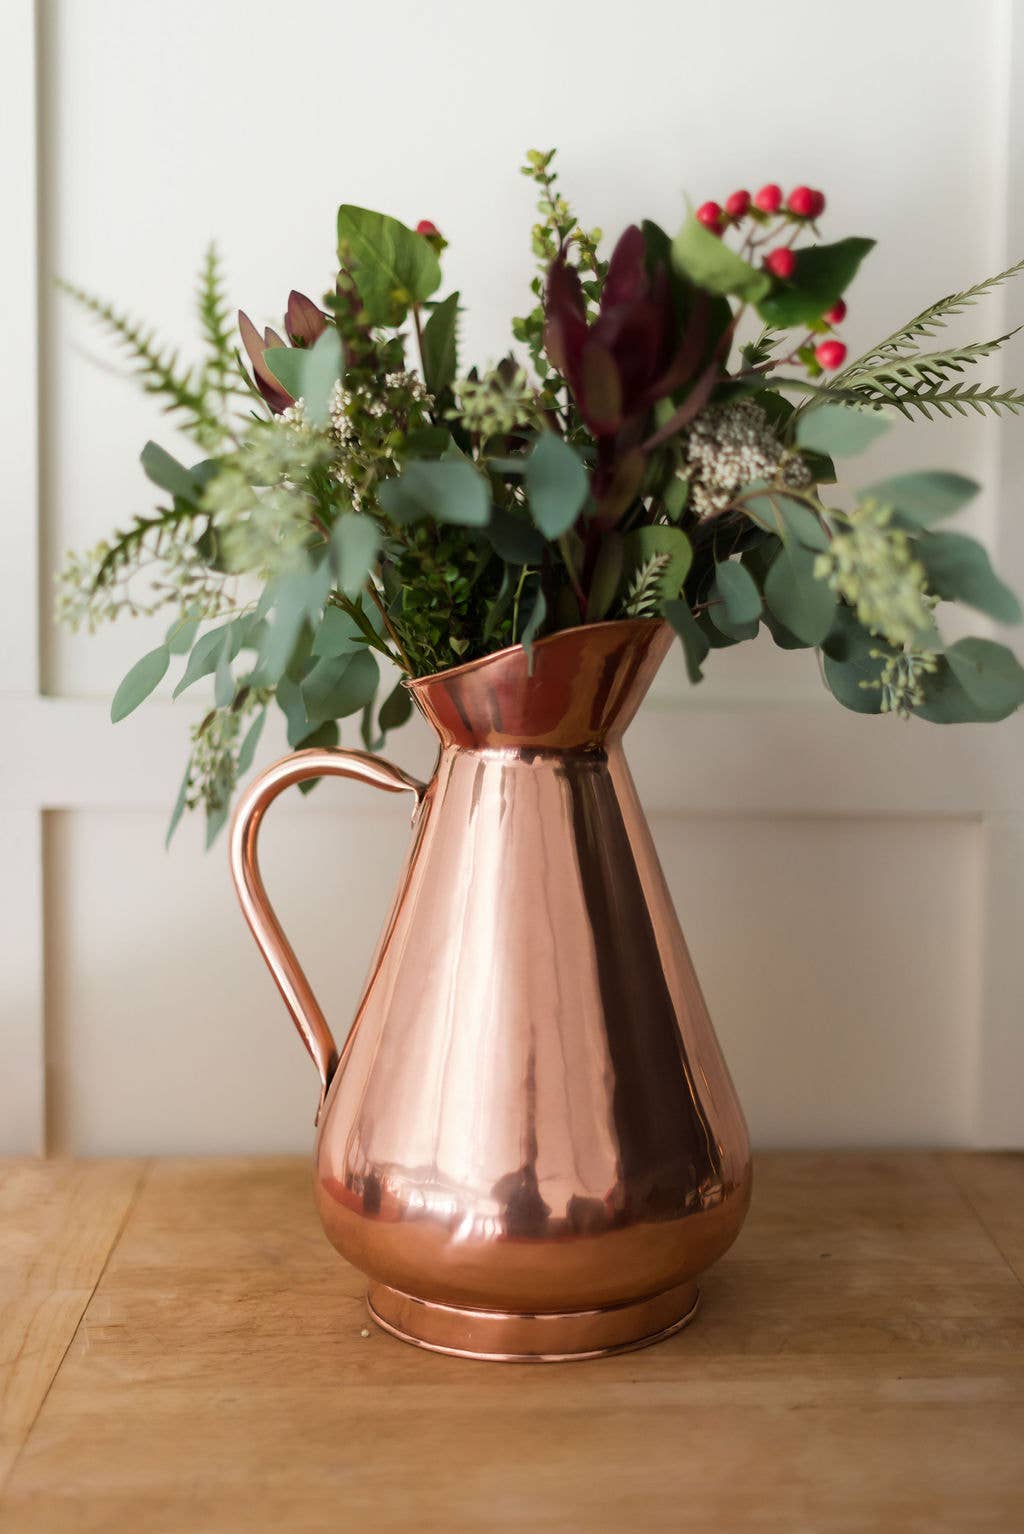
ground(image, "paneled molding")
xmin=0 ymin=0 xmax=1021 ymax=1153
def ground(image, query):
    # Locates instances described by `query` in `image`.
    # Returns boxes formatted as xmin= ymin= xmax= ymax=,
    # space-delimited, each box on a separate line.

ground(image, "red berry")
xmin=696 ymin=201 xmax=723 ymax=234
xmin=764 ymin=246 xmax=796 ymax=280
xmin=787 ymin=185 xmax=817 ymax=218
xmin=416 ymin=219 xmax=440 ymax=237
xmin=816 ymin=340 xmax=847 ymax=369
xmin=823 ymin=298 xmax=847 ymax=326
xmin=808 ymin=189 xmax=826 ymax=219
xmin=754 ymin=183 xmax=783 ymax=213
xmin=724 ymin=189 xmax=750 ymax=219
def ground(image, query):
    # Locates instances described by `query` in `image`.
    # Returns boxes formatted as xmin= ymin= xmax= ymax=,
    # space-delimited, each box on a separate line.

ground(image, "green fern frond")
xmin=59 ymin=279 xmax=225 ymax=447
xmin=838 ymin=377 xmax=1024 ymax=421
xmin=842 ymin=330 xmax=1021 ymax=393
xmin=621 ymin=553 xmax=671 ymax=618
xmin=196 ymin=243 xmax=238 ymax=407
xmin=743 ymin=326 xmax=785 ymax=369
xmin=838 ymin=257 xmax=1024 ymax=375
xmin=93 ymin=506 xmax=201 ymax=592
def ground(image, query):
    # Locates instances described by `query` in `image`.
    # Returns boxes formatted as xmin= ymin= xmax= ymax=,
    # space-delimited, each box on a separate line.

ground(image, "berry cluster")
xmin=695 ymin=184 xmax=848 ymax=369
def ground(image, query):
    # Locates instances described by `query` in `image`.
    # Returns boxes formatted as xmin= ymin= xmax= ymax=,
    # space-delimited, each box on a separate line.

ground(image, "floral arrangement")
xmin=59 ymin=151 xmax=1024 ymax=844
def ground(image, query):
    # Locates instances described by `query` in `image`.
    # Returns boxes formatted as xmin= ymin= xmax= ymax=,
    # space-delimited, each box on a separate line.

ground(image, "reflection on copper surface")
xmin=230 ymin=620 xmax=751 ymax=1360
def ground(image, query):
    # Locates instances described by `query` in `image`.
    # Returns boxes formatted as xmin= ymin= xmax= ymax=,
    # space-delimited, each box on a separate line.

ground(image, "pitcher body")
xmin=231 ymin=620 xmax=751 ymax=1360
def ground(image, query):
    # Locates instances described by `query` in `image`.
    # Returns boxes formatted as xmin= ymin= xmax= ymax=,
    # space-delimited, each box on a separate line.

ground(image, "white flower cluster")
xmin=685 ymin=400 xmax=812 ymax=518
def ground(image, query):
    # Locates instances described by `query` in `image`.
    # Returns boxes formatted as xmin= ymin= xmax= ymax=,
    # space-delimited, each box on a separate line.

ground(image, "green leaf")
xmin=862 ymin=471 xmax=980 ymax=528
xmin=261 ymin=347 xmax=306 ymax=399
xmin=295 ymin=722 xmax=341 ymax=793
xmin=663 ymin=473 xmax=690 ymax=521
xmin=378 ymin=679 xmax=413 ymax=733
xmin=236 ymin=707 xmax=267 ymax=777
xmin=671 ymin=217 xmax=770 ymax=303
xmin=763 ymin=610 xmax=815 ymax=650
xmin=487 ymin=508 xmax=546 ymax=565
xmin=713 ymin=560 xmax=762 ymax=625
xmin=331 ymin=513 xmax=379 ymax=598
xmin=337 ymin=205 xmax=441 ymax=325
xmin=165 ymin=759 xmax=191 ymax=848
xmin=764 ymin=543 xmax=836 ymax=645
xmin=165 ymin=614 xmax=200 ymax=655
xmin=205 ymin=802 xmax=230 ymax=850
xmin=111 ymin=645 xmax=169 ymax=721
xmin=251 ymin=561 xmax=330 ymax=685
xmin=312 ymin=605 xmax=365 ymax=658
xmin=378 ymin=458 xmax=490 ymax=527
xmin=917 ymin=531 xmax=1022 ymax=624
xmin=946 ymin=637 xmax=1024 ymax=714
xmin=821 ymin=606 xmax=890 ymax=713
xmin=174 ymin=615 xmax=257 ymax=699
xmin=800 ymin=448 xmax=837 ymax=486
xmin=265 ymin=329 xmax=343 ymax=425
xmin=214 ymin=628 xmax=235 ymax=708
xmin=275 ymin=674 xmax=311 ymax=748
xmin=915 ymin=657 xmax=1015 ymax=723
xmin=420 ymin=291 xmax=459 ymax=394
xmin=301 ymin=649 xmax=380 ymax=727
xmin=757 ymin=238 xmax=875 ymax=328
xmin=301 ymin=329 xmax=343 ymax=426
xmin=524 ymin=433 xmax=589 ymax=538
xmin=585 ymin=533 xmax=624 ymax=621
xmin=664 ymin=599 xmax=710 ymax=683
xmin=743 ymin=489 xmax=828 ymax=550
xmin=140 ymin=441 xmax=200 ymax=502
xmin=796 ymin=402 xmax=890 ymax=456
xmin=622 ymin=525 xmax=693 ymax=602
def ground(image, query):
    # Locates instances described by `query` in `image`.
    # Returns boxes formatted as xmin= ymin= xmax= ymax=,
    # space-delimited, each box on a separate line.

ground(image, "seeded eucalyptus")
xmin=58 ymin=152 xmax=1024 ymax=843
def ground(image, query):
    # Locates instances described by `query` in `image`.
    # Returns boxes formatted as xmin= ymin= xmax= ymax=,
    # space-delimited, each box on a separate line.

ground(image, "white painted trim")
xmin=0 ymin=811 xmax=45 ymax=1154
xmin=0 ymin=0 xmax=39 ymax=693
xmin=1 ymin=0 xmax=1019 ymax=1153
xmin=2 ymin=694 xmax=1020 ymax=820
xmin=975 ymin=818 xmax=1024 ymax=1147
xmin=972 ymin=0 xmax=1024 ymax=1149
xmin=0 ymin=0 xmax=45 ymax=1153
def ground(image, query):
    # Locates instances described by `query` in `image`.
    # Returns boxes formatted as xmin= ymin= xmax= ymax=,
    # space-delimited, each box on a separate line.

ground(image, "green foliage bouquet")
xmin=59 ymin=152 xmax=1024 ymax=844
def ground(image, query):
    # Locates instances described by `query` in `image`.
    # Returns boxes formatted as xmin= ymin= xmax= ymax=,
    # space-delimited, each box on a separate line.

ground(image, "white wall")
xmin=2 ymin=0 xmax=1022 ymax=1153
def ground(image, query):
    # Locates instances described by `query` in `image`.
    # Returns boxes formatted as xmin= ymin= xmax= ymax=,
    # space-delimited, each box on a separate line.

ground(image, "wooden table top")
xmin=1 ymin=1152 xmax=1022 ymax=1532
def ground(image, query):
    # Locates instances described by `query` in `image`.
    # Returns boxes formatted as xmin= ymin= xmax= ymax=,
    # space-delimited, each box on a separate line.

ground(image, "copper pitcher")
xmin=229 ymin=619 xmax=751 ymax=1361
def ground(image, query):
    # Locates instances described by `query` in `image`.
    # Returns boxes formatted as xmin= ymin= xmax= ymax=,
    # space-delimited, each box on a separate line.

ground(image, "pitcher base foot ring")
xmin=366 ymin=1279 xmax=700 ymax=1362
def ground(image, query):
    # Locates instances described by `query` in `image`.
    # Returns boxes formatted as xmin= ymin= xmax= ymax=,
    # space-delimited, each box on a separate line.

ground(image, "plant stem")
xmin=411 ymin=303 xmax=427 ymax=383
xmin=364 ymin=581 xmax=415 ymax=675
xmin=511 ymin=564 xmax=532 ymax=643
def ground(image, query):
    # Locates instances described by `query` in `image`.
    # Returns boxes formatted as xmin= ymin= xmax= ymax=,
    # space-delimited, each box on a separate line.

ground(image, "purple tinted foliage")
xmin=545 ymin=225 xmax=713 ymax=521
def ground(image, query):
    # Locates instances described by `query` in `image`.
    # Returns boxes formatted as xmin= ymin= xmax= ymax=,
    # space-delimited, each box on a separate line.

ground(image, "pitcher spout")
xmin=405 ymin=617 xmax=674 ymax=751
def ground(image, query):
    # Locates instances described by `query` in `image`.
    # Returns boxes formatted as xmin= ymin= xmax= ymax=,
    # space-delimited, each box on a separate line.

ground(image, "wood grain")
xmin=0 ymin=1158 xmax=145 ymax=1489
xmin=0 ymin=1153 xmax=1022 ymax=1532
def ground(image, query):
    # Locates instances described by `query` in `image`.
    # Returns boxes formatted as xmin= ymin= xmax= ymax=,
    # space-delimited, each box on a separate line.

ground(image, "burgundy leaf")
xmin=578 ymin=343 xmax=623 ymax=435
xmin=645 ymin=290 xmax=711 ymax=403
xmin=286 ymin=290 xmax=327 ymax=348
xmin=594 ymin=447 xmax=646 ymax=524
xmin=601 ymin=225 xmax=647 ymax=311
xmin=642 ymin=318 xmax=737 ymax=451
xmin=238 ymin=311 xmax=294 ymax=414
xmin=543 ymin=256 xmax=588 ymax=377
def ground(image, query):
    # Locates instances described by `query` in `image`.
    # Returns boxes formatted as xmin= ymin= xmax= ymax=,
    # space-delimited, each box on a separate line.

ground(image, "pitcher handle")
xmin=229 ymin=747 xmax=427 ymax=1120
